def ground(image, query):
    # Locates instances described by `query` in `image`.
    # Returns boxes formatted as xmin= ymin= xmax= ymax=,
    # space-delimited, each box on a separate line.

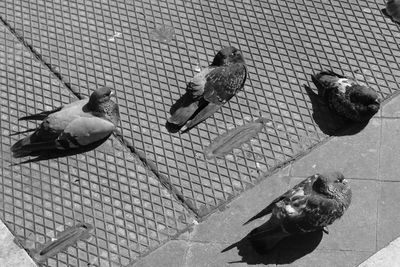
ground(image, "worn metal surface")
xmin=0 ymin=24 xmax=192 ymax=266
xmin=1 ymin=0 xmax=400 ymax=265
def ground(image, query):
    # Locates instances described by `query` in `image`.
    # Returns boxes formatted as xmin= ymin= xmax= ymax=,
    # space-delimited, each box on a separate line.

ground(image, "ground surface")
xmin=0 ymin=0 xmax=399 ymax=266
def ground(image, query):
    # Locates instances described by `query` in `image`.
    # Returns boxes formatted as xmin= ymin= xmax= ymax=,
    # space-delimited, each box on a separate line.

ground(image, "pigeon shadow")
xmin=222 ymin=228 xmax=323 ymax=265
xmin=381 ymin=8 xmax=399 ymax=25
xmin=304 ymin=85 xmax=368 ymax=136
xmin=165 ymin=92 xmax=192 ymax=133
xmin=165 ymin=92 xmax=209 ymax=134
xmin=10 ymin=136 xmax=110 ymax=165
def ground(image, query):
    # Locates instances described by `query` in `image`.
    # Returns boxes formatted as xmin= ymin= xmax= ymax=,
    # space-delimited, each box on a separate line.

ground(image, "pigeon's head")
xmin=211 ymin=46 xmax=245 ymax=66
xmin=313 ymin=172 xmax=352 ymax=207
xmin=350 ymin=85 xmax=381 ymax=104
xmin=350 ymin=85 xmax=381 ymax=117
xmin=89 ymin=87 xmax=115 ymax=104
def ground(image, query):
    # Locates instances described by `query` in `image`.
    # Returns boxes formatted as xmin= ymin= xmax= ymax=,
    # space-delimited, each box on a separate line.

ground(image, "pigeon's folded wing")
xmin=243 ymin=176 xmax=315 ymax=225
xmin=186 ymin=68 xmax=211 ymax=96
xmin=19 ymin=106 xmax=64 ymax=121
xmin=203 ymin=63 xmax=247 ymax=104
xmin=57 ymin=117 xmax=116 ymax=148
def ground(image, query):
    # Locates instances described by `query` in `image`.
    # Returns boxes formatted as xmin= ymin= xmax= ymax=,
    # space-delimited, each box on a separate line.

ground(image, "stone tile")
xmin=278 ymin=250 xmax=373 ymax=267
xmin=377 ymin=182 xmax=400 ymax=249
xmin=359 ymin=237 xmax=400 ymax=267
xmin=289 ymin=178 xmax=379 ymax=252
xmin=291 ymin=118 xmax=381 ymax=179
xmin=382 ymin=93 xmax=400 ymax=118
xmin=131 ymin=240 xmax=187 ymax=267
xmin=0 ymin=220 xmax=36 ymax=267
xmin=179 ymin=166 xmax=292 ymax=243
xmin=380 ymin=119 xmax=400 ymax=181
xmin=183 ymin=242 xmax=265 ymax=267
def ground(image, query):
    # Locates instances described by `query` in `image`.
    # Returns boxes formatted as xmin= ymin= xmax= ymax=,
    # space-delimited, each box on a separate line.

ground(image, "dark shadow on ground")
xmin=304 ymin=85 xmax=368 ymax=136
xmin=381 ymin=8 xmax=400 ymax=25
xmin=165 ymin=92 xmax=195 ymax=133
xmin=10 ymin=136 xmax=109 ymax=165
xmin=222 ymin=229 xmax=323 ymax=265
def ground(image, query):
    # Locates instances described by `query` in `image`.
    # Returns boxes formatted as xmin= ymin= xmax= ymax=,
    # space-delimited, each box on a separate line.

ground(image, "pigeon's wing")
xmin=56 ymin=116 xmax=116 ymax=149
xmin=181 ymin=64 xmax=246 ymax=132
xmin=203 ymin=63 xmax=247 ymax=104
xmin=18 ymin=106 xmax=64 ymax=121
xmin=289 ymin=194 xmax=344 ymax=232
xmin=186 ymin=68 xmax=212 ymax=96
xmin=243 ymin=175 xmax=316 ymax=225
xmin=11 ymin=116 xmax=115 ymax=157
xmin=167 ymin=68 xmax=212 ymax=126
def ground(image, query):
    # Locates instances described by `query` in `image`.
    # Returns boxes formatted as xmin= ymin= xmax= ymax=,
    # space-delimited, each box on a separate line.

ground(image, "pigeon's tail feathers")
xmin=9 ymin=128 xmax=36 ymax=136
xmin=167 ymin=102 xmax=199 ymax=126
xmin=248 ymin=218 xmax=289 ymax=251
xmin=243 ymin=203 xmax=275 ymax=225
xmin=19 ymin=107 xmax=63 ymax=121
xmin=311 ymin=73 xmax=328 ymax=99
xmin=181 ymin=102 xmax=222 ymax=133
xmin=11 ymin=137 xmax=56 ymax=158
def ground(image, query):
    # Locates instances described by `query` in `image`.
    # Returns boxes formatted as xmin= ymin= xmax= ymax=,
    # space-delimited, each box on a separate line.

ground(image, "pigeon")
xmin=167 ymin=46 xmax=247 ymax=133
xmin=311 ymin=70 xmax=381 ymax=122
xmin=244 ymin=172 xmax=352 ymax=251
xmin=384 ymin=0 xmax=400 ymax=24
xmin=11 ymin=87 xmax=120 ymax=158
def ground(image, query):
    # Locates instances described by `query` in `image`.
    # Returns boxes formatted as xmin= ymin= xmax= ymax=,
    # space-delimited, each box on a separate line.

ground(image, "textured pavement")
xmin=133 ymin=95 xmax=400 ymax=266
xmin=1 ymin=0 xmax=400 ymax=266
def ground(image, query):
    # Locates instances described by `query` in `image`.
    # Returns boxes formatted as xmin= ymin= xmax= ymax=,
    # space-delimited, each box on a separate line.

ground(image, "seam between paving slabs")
xmin=0 ymin=15 xmax=198 ymax=219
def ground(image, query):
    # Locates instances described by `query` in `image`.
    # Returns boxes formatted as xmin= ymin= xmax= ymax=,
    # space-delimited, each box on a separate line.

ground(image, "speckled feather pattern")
xmin=312 ymin=71 xmax=380 ymax=121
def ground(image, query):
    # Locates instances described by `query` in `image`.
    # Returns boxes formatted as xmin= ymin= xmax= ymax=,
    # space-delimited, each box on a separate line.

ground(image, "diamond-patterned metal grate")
xmin=1 ymin=0 xmax=400 ymax=265
xmin=0 ymin=24 xmax=192 ymax=266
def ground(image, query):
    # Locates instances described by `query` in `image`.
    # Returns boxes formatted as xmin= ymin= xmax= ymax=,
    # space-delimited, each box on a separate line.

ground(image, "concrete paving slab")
xmin=359 ymin=237 xmax=400 ymax=267
xmin=377 ymin=182 xmax=400 ymax=250
xmin=0 ymin=219 xmax=37 ymax=267
xmin=131 ymin=240 xmax=187 ymax=267
xmin=278 ymin=250 xmax=373 ymax=267
xmin=291 ymin=118 xmax=382 ymax=180
xmin=382 ymin=92 xmax=400 ymax=118
xmin=379 ymin=119 xmax=400 ymax=181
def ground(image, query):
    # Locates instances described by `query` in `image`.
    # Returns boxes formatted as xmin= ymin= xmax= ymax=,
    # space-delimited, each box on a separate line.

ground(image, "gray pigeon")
xmin=167 ymin=46 xmax=247 ymax=133
xmin=312 ymin=70 xmax=381 ymax=122
xmin=245 ymin=172 xmax=352 ymax=251
xmin=384 ymin=0 xmax=400 ymax=23
xmin=11 ymin=87 xmax=119 ymax=158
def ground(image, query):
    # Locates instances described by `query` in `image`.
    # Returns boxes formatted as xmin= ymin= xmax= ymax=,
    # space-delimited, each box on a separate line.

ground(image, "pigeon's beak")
xmin=375 ymin=98 xmax=381 ymax=104
xmin=342 ymin=179 xmax=348 ymax=184
xmin=110 ymin=91 xmax=115 ymax=97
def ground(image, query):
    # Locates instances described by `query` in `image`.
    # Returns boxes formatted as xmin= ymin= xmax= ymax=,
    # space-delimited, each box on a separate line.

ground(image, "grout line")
xmin=376 ymin=115 xmax=384 ymax=251
xmin=0 ymin=16 xmax=82 ymax=100
xmin=113 ymin=130 xmax=199 ymax=216
xmin=0 ymin=15 xmax=199 ymax=218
